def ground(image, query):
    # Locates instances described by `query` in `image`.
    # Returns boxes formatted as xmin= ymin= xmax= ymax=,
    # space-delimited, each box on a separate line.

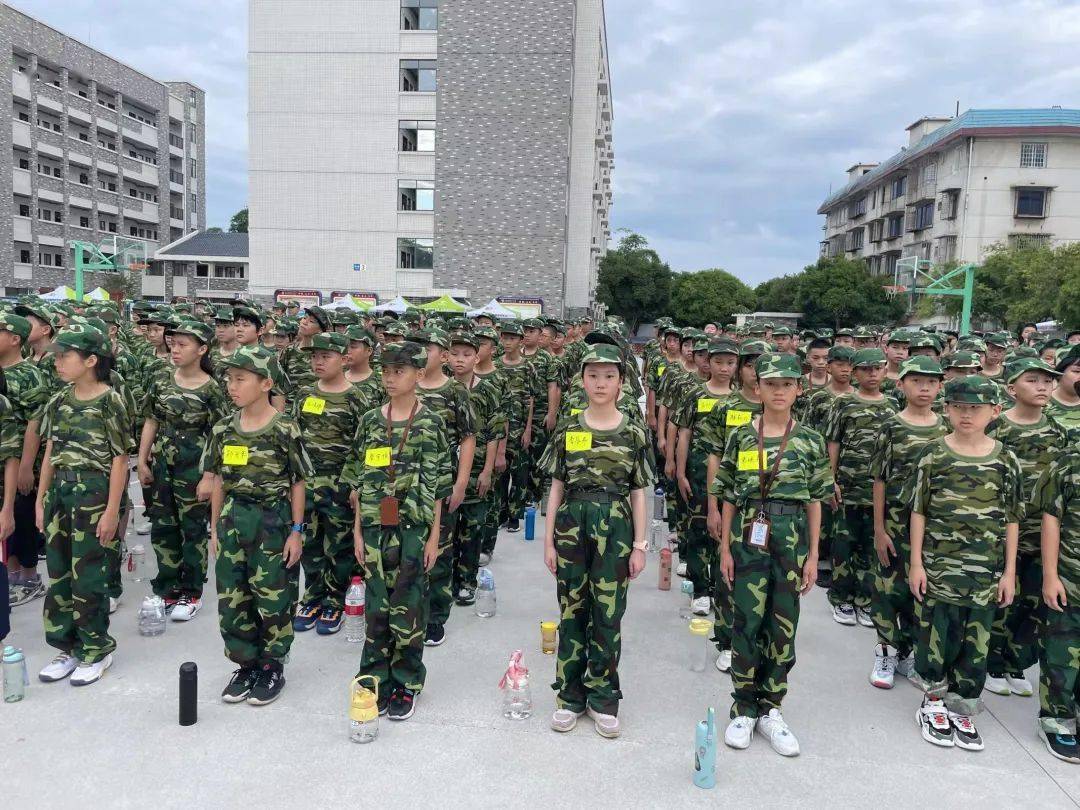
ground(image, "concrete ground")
xmin=3 ymin=500 xmax=1080 ymax=809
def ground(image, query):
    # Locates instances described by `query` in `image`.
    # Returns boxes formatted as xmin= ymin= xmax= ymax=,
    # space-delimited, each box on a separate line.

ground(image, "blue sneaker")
xmin=315 ymin=607 xmax=343 ymax=635
xmin=293 ymin=602 xmax=319 ymax=632
xmin=1043 ymin=729 xmax=1080 ymax=763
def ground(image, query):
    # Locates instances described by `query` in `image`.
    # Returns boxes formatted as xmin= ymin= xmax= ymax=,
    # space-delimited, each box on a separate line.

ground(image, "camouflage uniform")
xmin=40 ymin=354 xmax=133 ymax=664
xmin=474 ymin=361 xmax=507 ymax=557
xmin=494 ymin=351 xmax=534 ymax=525
xmin=908 ymin=436 xmax=1024 ymax=714
xmin=1046 ymin=397 xmax=1080 ymax=432
xmin=523 ymin=346 xmax=553 ymax=504
xmin=541 ymin=404 xmax=653 ymax=716
xmin=1031 ymin=450 xmax=1080 ymax=734
xmin=713 ymin=356 xmax=833 ymax=719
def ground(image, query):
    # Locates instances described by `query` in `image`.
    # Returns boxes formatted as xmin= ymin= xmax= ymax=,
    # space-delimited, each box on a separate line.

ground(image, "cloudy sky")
xmin=15 ymin=0 xmax=1080 ymax=286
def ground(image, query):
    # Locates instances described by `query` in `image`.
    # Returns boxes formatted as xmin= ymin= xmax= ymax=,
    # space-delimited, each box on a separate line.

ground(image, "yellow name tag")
xmin=302 ymin=396 xmax=326 ymax=415
xmin=726 ymin=410 xmax=752 ymax=427
xmin=565 ymin=431 xmax=593 ymax=452
xmin=570 ymin=408 xmax=584 ymax=416
xmin=697 ymin=398 xmax=718 ymax=413
xmin=365 ymin=447 xmax=392 ymax=467
xmin=657 ymin=365 xmax=666 ymax=377
xmin=222 ymin=445 xmax=249 ymax=466
xmin=737 ymin=449 xmax=767 ymax=471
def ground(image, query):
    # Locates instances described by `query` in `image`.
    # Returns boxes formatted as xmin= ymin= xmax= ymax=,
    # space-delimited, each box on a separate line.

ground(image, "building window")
xmin=883 ymin=253 xmax=900 ymax=277
xmin=1009 ymin=233 xmax=1052 ymax=250
xmin=79 ymin=216 xmax=90 ymax=228
xmin=399 ymin=120 xmax=436 ymax=152
xmin=868 ymin=219 xmax=883 ymax=242
xmin=886 ymin=215 xmax=903 ymax=239
xmin=889 ymin=175 xmax=906 ymax=200
xmin=196 ymin=263 xmax=209 ymax=277
xmin=400 ymin=60 xmax=437 ymax=92
xmin=214 ymin=265 xmax=245 ymax=279
xmin=1015 ymin=187 xmax=1048 ymax=218
xmin=1020 ymin=142 xmax=1047 ymax=168
xmin=847 ymin=228 xmax=864 ymax=251
xmin=401 ymin=0 xmax=438 ymax=30
xmin=191 ymin=194 xmax=198 ymax=212
xmin=398 ymin=180 xmax=434 ymax=211
xmin=913 ymin=200 xmax=934 ymax=231
xmin=78 ymin=172 xmax=89 ymax=185
xmin=17 ymin=204 xmax=30 ymax=217
xmin=188 ymin=123 xmax=197 ymax=144
xmin=190 ymin=158 xmax=197 ymax=179
xmin=397 ymin=237 xmax=434 ymax=269
xmin=19 ymin=249 xmax=31 ymax=264
xmin=940 ymin=190 xmax=960 ymax=220
xmin=921 ymin=163 xmax=936 ymax=185
xmin=18 ymin=158 xmax=29 ymax=170
xmin=847 ymin=197 xmax=866 ymax=219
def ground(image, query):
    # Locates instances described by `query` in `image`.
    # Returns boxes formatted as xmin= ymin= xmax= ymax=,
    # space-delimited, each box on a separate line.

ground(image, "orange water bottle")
xmin=659 ymin=548 xmax=672 ymax=590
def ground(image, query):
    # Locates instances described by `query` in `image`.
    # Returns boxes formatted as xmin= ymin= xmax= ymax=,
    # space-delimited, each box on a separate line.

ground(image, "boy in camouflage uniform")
xmin=347 ymin=341 xmax=452 ymax=720
xmin=494 ymin=321 xmax=535 ymax=533
xmin=203 ymin=345 xmax=313 ymax=706
xmin=473 ymin=326 xmax=507 ymax=563
xmin=715 ymin=354 xmax=832 ymax=757
xmin=908 ymin=375 xmax=1023 ymax=750
xmin=522 ymin=318 xmax=553 ymax=505
xmin=541 ymin=344 xmax=652 ymax=739
xmin=291 ymin=333 xmax=372 ymax=636
xmin=1046 ymin=346 xmax=1080 ymax=430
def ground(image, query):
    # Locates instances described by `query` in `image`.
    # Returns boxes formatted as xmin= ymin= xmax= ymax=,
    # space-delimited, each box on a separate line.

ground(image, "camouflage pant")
xmin=526 ymin=422 xmax=550 ymax=505
xmin=498 ymin=434 xmax=529 ymax=523
xmin=453 ymin=497 xmax=489 ymax=596
xmin=424 ymin=499 xmax=460 ymax=628
xmin=712 ymin=540 xmax=733 ymax=651
xmin=42 ymin=476 xmax=120 ymax=665
xmin=684 ymin=453 xmax=711 ymax=599
xmin=299 ymin=479 xmax=357 ymax=610
xmin=359 ymin=524 xmax=429 ymax=694
xmin=1039 ymin=605 xmax=1080 ymax=734
xmin=215 ymin=495 xmax=295 ymax=666
xmin=910 ymin=597 xmax=994 ymax=715
xmin=149 ymin=459 xmax=209 ymax=598
xmin=818 ymin=503 xmax=835 ymax=568
xmin=987 ymin=552 xmax=1043 ymax=675
xmin=729 ymin=510 xmax=806 ymax=719
xmin=828 ymin=504 xmax=873 ymax=609
xmin=480 ymin=481 xmax=501 ymax=557
xmin=871 ymin=507 xmax=915 ymax=656
xmin=553 ymin=496 xmax=632 ymax=716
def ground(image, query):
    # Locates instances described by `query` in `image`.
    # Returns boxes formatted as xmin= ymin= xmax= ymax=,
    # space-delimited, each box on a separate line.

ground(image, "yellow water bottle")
xmin=349 ymin=675 xmax=379 ymax=743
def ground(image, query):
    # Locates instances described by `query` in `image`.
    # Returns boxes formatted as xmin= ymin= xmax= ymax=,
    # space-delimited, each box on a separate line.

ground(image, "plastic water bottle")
xmin=679 ymin=579 xmax=694 ymax=619
xmin=658 ymin=548 xmax=672 ymax=590
xmin=499 ymin=650 xmax=532 ymax=720
xmin=345 ymin=577 xmax=366 ymax=643
xmin=126 ymin=544 xmax=148 ymax=582
xmin=3 ymin=646 xmax=27 ymax=703
xmin=689 ymin=618 xmax=711 ymax=672
xmin=693 ymin=707 xmax=717 ymax=789
xmin=475 ymin=567 xmax=496 ymax=618
xmin=524 ymin=506 xmax=536 ymax=541
xmin=349 ymin=675 xmax=380 ymax=743
xmin=137 ymin=595 xmax=167 ymax=637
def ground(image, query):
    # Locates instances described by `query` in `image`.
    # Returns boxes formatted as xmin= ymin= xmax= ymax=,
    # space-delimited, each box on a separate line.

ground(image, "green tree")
xmin=755 ymin=273 xmax=801 ymax=312
xmin=794 ymin=256 xmax=906 ymax=329
xmin=596 ymin=231 xmax=672 ymax=331
xmin=206 ymin=226 xmax=223 ymax=234
xmin=670 ymin=268 xmax=756 ymax=327
xmin=229 ymin=208 xmax=249 ymax=233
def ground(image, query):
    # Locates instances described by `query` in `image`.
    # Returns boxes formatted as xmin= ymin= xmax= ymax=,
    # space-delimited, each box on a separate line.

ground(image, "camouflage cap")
xmin=956 ymin=336 xmax=987 ymax=354
xmin=331 ymin=309 xmax=359 ymax=327
xmin=13 ymin=300 xmax=51 ymax=324
xmin=1006 ymin=346 xmax=1039 ymax=361
xmin=380 ymin=341 xmax=427 ymax=369
xmin=1037 ymin=337 xmax=1067 ymax=353
xmin=1056 ymin=343 xmax=1080 ymax=371
xmin=827 ymin=345 xmax=856 ymax=363
xmin=1005 ymin=356 xmax=1060 ymax=384
xmin=852 ymin=348 xmax=887 ymax=367
xmin=907 ymin=333 xmax=940 ymax=352
xmin=344 ymin=325 xmax=375 ymax=346
xmin=886 ymin=329 xmax=912 ymax=344
xmin=800 ymin=329 xmax=819 ymax=340
xmin=48 ymin=323 xmax=111 ymax=357
xmin=383 ymin=320 xmax=409 ymax=337
xmin=655 ymin=316 xmax=674 ymax=329
xmin=739 ymin=339 xmax=772 ymax=357
xmin=147 ymin=309 xmax=180 ymax=328
xmin=0 ymin=312 xmax=32 ymax=342
xmin=691 ymin=337 xmax=709 ymax=353
xmin=942 ymin=351 xmax=982 ymax=370
xmin=401 ymin=310 xmax=422 ymax=325
xmin=277 ymin=317 xmax=299 ymax=336
xmin=86 ymin=306 xmax=118 ymax=325
xmin=218 ymin=344 xmax=283 ymax=385
xmin=446 ymin=316 xmax=471 ymax=332
xmin=755 ymin=352 xmax=803 ymax=379
xmin=834 ymin=328 xmax=855 ymax=337
xmin=661 ymin=323 xmax=682 ymax=337
xmin=707 ymin=338 xmax=739 ymax=356
xmin=302 ymin=331 xmax=349 ymax=355
xmin=499 ymin=320 xmax=524 ymax=337
xmin=474 ymin=326 xmax=500 ymax=342
xmin=169 ymin=318 xmax=215 ymax=344
xmin=286 ymin=299 xmax=301 ymax=308
xmin=771 ymin=326 xmax=793 ymax=337
xmin=898 ymin=355 xmax=944 ymax=378
xmin=581 ymin=343 xmax=623 ymax=367
xmin=233 ymin=305 xmax=263 ymax=326
xmin=944 ymin=374 xmax=999 ymax=405
xmin=304 ymin=305 xmax=332 ymax=332
xmin=746 ymin=323 xmax=767 ymax=336
xmin=985 ymin=331 xmax=1011 ymax=348
xmin=853 ymin=326 xmax=876 ymax=339
xmin=408 ymin=327 xmax=450 ymax=349
xmin=213 ymin=306 xmax=235 ymax=323
xmin=522 ymin=318 xmax=544 ymax=330
xmin=449 ymin=330 xmax=479 ymax=349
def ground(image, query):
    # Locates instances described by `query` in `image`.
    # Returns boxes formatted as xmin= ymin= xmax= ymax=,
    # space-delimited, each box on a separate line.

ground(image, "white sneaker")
xmin=869 ymin=643 xmax=898 ymax=689
xmin=70 ymin=654 xmax=113 ymax=686
xmin=39 ymin=652 xmax=79 ymax=682
xmin=550 ymin=708 xmax=584 ymax=733
xmin=135 ymin=520 xmax=151 ymax=535
xmin=1006 ymin=673 xmax=1033 ymax=697
xmin=832 ymin=603 xmax=857 ymax=625
xmin=725 ymin=715 xmax=754 ymax=749
xmin=676 ymin=561 xmax=688 ymax=577
xmin=895 ymin=654 xmax=915 ymax=679
xmin=478 ymin=553 xmax=491 ymax=566
xmin=917 ymin=697 xmax=955 ymax=747
xmin=984 ymin=673 xmax=1011 ymax=696
xmin=171 ymin=595 xmax=202 ymax=622
xmin=855 ymin=607 xmax=874 ymax=627
xmin=757 ymin=709 xmax=800 ymax=756
xmin=586 ymin=706 xmax=620 ymax=738
xmin=109 ymin=596 xmax=120 ymax=614
xmin=691 ymin=596 xmax=710 ymax=616
xmin=715 ymin=649 xmax=732 ymax=673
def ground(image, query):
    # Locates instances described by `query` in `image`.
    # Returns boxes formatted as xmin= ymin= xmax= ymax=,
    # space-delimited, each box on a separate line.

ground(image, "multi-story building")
xmin=249 ymin=0 xmax=612 ymax=315
xmin=817 ymin=108 xmax=1080 ymax=289
xmin=1 ymin=4 xmax=205 ymax=299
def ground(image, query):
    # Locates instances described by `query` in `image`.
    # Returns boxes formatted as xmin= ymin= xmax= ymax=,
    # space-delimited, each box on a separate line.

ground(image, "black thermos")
xmin=179 ymin=662 xmax=198 ymax=726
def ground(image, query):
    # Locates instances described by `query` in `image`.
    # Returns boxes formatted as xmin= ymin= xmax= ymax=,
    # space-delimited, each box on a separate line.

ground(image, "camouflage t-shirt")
xmin=146 ymin=374 xmax=230 ymax=468
xmin=802 ymin=385 xmax=851 ymax=433
xmin=346 ymin=404 xmax=453 ymax=528
xmin=671 ymin=380 xmax=734 ymax=460
xmin=201 ymin=412 xmax=314 ymax=499
xmin=462 ymin=374 xmax=506 ymax=501
xmin=280 ymin=342 xmax=317 ymax=400
xmin=349 ymin=370 xmax=385 ymax=411
xmin=291 ymin=383 xmax=371 ymax=480
xmin=869 ymin=412 xmax=949 ymax=536
xmin=40 ymin=386 xmax=133 ymax=473
xmin=711 ymin=422 xmax=833 ymax=509
xmin=990 ymin=413 xmax=1071 ymax=554
xmin=523 ymin=349 xmax=552 ymax=418
xmin=1031 ymin=448 xmax=1080 ymax=603
xmin=495 ymin=355 xmax=534 ymax=435
xmin=826 ymin=392 xmax=898 ymax=506
xmin=699 ymin=390 xmax=762 ymax=460
xmin=475 ymin=367 xmax=507 ymax=439
xmin=910 ymin=438 xmax=1025 ymax=607
xmin=0 ymin=393 xmax=16 ymax=462
xmin=1 ymin=359 xmax=49 ymax=463
xmin=1046 ymin=397 xmax=1080 ymax=432
xmin=417 ymin=377 xmax=476 ymax=451
xmin=541 ymin=411 xmax=653 ymax=494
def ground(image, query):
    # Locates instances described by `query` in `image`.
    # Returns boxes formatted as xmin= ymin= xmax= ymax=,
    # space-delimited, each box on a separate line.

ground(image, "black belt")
xmin=54 ymin=469 xmax=101 ymax=482
xmin=743 ymin=499 xmax=804 ymax=517
xmin=566 ymin=489 xmax=625 ymax=504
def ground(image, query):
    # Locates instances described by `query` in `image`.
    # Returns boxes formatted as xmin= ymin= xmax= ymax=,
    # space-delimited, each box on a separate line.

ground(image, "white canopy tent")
xmin=38 ymin=286 xmax=76 ymax=300
xmin=370 ymin=296 xmax=412 ymax=315
xmin=466 ymin=298 xmax=518 ymax=320
xmin=322 ymin=297 xmax=369 ymax=312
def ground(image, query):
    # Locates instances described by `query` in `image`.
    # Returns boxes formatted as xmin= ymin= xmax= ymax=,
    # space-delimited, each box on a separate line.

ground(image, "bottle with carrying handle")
xmin=693 ymin=707 xmax=718 ymax=789
xmin=3 ymin=646 xmax=28 ymax=703
xmin=679 ymin=579 xmax=694 ymax=619
xmin=475 ymin=567 xmax=496 ymax=617
xmin=688 ymin=618 xmax=711 ymax=672
xmin=349 ymin=674 xmax=380 ymax=743
xmin=499 ymin=650 xmax=532 ymax=720
xmin=137 ymin=595 xmax=167 ymax=637
xmin=345 ymin=577 xmax=366 ymax=643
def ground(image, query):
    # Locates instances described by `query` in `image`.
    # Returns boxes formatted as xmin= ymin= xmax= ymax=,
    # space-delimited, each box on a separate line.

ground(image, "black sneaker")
xmin=388 ymin=687 xmax=417 ymax=720
xmin=1042 ymin=729 xmax=1080 ymax=763
xmin=949 ymin=712 xmax=984 ymax=751
xmin=378 ymin=690 xmax=391 ymax=716
xmin=221 ymin=667 xmax=259 ymax=703
xmin=247 ymin=662 xmax=286 ymax=706
xmin=424 ymin=623 xmax=446 ymax=647
xmin=506 ymin=518 xmax=521 ymax=533
xmin=916 ymin=697 xmax=954 ymax=747
xmin=455 ymin=587 xmax=476 ymax=606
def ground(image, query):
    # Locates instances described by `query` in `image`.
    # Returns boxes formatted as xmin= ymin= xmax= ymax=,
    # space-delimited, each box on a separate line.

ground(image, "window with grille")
xmin=1008 ymin=233 xmax=1052 ymax=249
xmin=1020 ymin=142 xmax=1046 ymax=168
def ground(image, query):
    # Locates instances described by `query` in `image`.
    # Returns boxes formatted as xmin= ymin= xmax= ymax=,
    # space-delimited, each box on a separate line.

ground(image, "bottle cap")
xmin=351 ymin=576 xmax=363 ymax=584
xmin=689 ymin=618 xmax=711 ymax=636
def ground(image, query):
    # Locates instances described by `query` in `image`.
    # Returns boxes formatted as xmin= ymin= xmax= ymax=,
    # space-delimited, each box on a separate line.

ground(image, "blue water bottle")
xmin=524 ymin=506 xmax=536 ymax=542
xmin=693 ymin=707 xmax=717 ymax=789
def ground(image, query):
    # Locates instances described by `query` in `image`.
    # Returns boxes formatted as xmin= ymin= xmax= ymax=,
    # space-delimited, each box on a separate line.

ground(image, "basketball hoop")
xmin=883 ymin=285 xmax=908 ymax=296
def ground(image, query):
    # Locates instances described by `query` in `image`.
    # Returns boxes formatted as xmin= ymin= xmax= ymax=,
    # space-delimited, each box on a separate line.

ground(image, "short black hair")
xmin=808 ymin=337 xmax=831 ymax=351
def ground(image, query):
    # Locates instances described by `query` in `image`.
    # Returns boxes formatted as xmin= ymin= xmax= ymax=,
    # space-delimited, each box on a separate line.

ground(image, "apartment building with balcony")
xmin=817 ymin=108 xmax=1080 ymax=289
xmin=249 ymin=0 xmax=612 ymax=315
xmin=1 ymin=5 xmax=205 ymax=298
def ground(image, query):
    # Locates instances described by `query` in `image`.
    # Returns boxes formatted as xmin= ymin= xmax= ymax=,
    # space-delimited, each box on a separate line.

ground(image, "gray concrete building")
xmin=249 ymin=0 xmax=612 ymax=315
xmin=1 ymin=3 xmax=205 ymax=298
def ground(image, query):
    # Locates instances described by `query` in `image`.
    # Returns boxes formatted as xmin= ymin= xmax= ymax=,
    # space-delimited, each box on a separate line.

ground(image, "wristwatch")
xmin=290 ymin=522 xmax=307 ymax=535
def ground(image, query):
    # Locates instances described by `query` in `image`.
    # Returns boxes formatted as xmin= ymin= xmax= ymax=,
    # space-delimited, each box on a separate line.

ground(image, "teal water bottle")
xmin=693 ymin=707 xmax=717 ymax=789
xmin=524 ymin=506 xmax=536 ymax=541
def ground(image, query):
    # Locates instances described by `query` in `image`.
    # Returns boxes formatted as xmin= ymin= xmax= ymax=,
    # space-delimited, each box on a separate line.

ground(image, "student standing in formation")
xmin=344 ymin=325 xmax=384 ymax=406
xmin=473 ymin=326 xmax=507 ymax=566
xmin=494 ymin=321 xmax=534 ymax=534
xmin=138 ymin=319 xmax=228 ymax=622
xmin=349 ymin=342 xmax=451 ymax=720
xmin=36 ymin=325 xmax=132 ymax=687
xmin=1046 ymin=345 xmax=1080 ymax=431
xmin=716 ymin=353 xmax=832 ymax=757
xmin=908 ymin=375 xmax=1022 ymax=751
xmin=868 ymin=356 xmax=947 ymax=688
xmin=542 ymin=344 xmax=651 ymax=740
xmin=204 ymin=345 xmax=312 ymax=706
